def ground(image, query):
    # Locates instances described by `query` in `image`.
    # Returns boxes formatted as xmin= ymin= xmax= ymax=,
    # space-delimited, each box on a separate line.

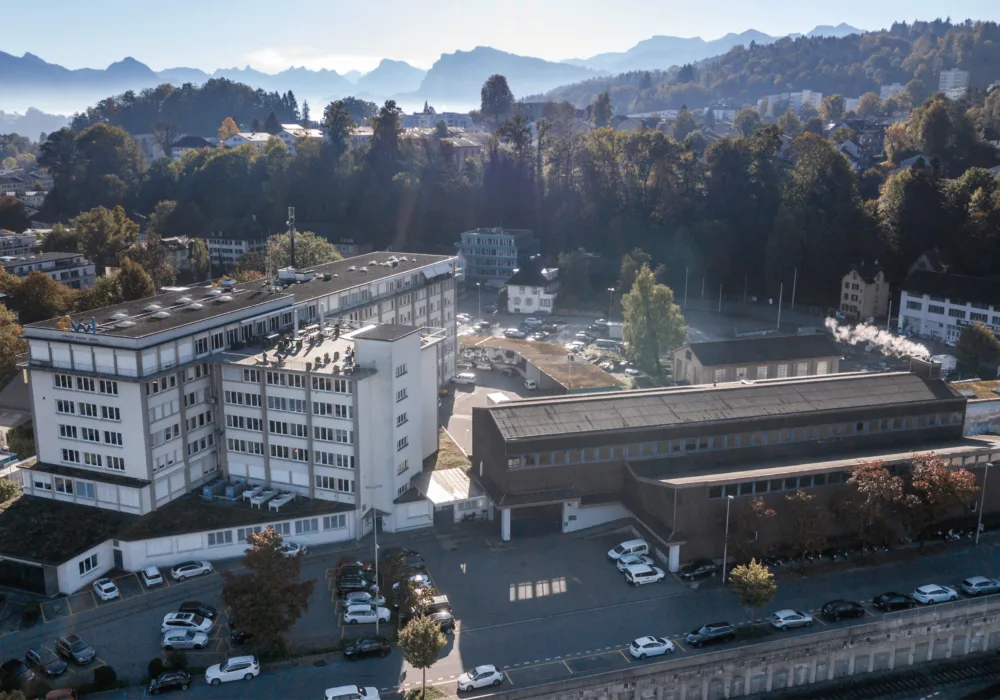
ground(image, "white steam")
xmin=824 ymin=318 xmax=930 ymax=359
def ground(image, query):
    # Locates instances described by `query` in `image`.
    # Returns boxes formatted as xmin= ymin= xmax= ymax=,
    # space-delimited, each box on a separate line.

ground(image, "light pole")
xmin=365 ymin=484 xmax=383 ymax=634
xmin=976 ymin=462 xmax=992 ymax=545
xmin=607 ymin=287 xmax=615 ymax=321
xmin=476 ymin=282 xmax=481 ymax=319
xmin=721 ymin=495 xmax=734 ymax=585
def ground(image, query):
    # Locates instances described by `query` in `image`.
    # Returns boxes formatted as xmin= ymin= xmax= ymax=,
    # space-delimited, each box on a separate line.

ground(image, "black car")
xmin=429 ymin=611 xmax=456 ymax=634
xmin=25 ymin=646 xmax=67 ymax=677
xmin=821 ymin=599 xmax=867 ymax=622
xmin=179 ymin=601 xmax=218 ymax=620
xmin=337 ymin=576 xmax=377 ymax=595
xmin=382 ymin=547 xmax=427 ymax=571
xmin=343 ymin=637 xmax=391 ymax=661
xmin=228 ymin=619 xmax=252 ymax=645
xmin=55 ymin=634 xmax=96 ymax=664
xmin=873 ymin=592 xmax=916 ymax=611
xmin=148 ymin=669 xmax=192 ymax=694
xmin=0 ymin=658 xmax=34 ymax=685
xmin=679 ymin=559 xmax=720 ymax=581
xmin=685 ymin=622 xmax=736 ymax=648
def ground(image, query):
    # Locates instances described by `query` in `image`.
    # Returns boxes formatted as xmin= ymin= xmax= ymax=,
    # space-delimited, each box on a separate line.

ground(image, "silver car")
xmin=343 ymin=591 xmax=386 ymax=607
xmin=161 ymin=629 xmax=210 ymax=650
xmin=960 ymin=576 xmax=1000 ymax=596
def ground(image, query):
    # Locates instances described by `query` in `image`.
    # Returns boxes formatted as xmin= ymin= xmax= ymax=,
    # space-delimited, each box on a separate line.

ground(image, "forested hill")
xmin=537 ymin=20 xmax=1000 ymax=113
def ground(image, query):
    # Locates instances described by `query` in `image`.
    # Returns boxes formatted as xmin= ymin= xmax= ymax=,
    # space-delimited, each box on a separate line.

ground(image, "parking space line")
xmin=504 ymin=671 xmax=515 ymax=686
xmin=562 ymin=660 xmax=573 ymax=673
xmin=619 ymin=649 xmax=632 ymax=664
xmin=673 ymin=639 xmax=689 ymax=653
xmin=812 ymin=615 xmax=827 ymax=625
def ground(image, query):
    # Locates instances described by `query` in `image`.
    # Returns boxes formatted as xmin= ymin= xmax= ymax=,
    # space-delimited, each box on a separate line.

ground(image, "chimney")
xmin=909 ymin=357 xmax=941 ymax=380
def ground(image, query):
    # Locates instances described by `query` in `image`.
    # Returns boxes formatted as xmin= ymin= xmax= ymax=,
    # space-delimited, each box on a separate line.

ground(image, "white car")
xmin=343 ymin=604 xmax=391 ymax=625
xmin=624 ymin=368 xmax=642 ymax=377
xmin=392 ymin=573 xmax=431 ymax=591
xmin=523 ymin=317 xmax=542 ymax=327
xmin=628 ymin=636 xmax=675 ymax=659
xmin=279 ymin=542 xmax=307 ymax=557
xmin=162 ymin=612 xmax=214 ymax=634
xmin=140 ymin=566 xmax=164 ymax=587
xmin=457 ymin=665 xmax=503 ymax=691
xmin=161 ymin=629 xmax=210 ymax=650
xmin=343 ymin=591 xmax=386 ymax=607
xmin=912 ymin=584 xmax=958 ymax=604
xmin=325 ymin=686 xmax=381 ymax=700
xmin=205 ymin=655 xmax=259 ymax=686
xmin=92 ymin=577 xmax=120 ymax=601
xmin=575 ymin=331 xmax=594 ymax=341
xmin=769 ymin=609 xmax=815 ymax=630
xmin=616 ymin=553 xmax=654 ymax=572
xmin=170 ymin=560 xmax=214 ymax=581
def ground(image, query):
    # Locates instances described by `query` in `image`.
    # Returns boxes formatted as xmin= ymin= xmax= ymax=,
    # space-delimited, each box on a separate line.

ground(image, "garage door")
xmin=510 ymin=504 xmax=562 ymax=537
xmin=434 ymin=504 xmax=454 ymax=526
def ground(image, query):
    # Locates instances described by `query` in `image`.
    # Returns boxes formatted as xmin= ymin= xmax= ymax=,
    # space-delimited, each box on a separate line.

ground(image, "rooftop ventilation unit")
xmin=144 ymin=304 xmax=162 ymax=313
xmin=360 ymin=267 xmax=368 ymax=273
xmin=110 ymin=312 xmax=129 ymax=320
xmin=348 ymin=266 xmax=356 ymax=271
xmin=215 ymin=295 xmax=233 ymax=303
xmin=400 ymin=257 xmax=408 ymax=262
xmin=207 ymin=289 xmax=223 ymax=296
xmin=187 ymin=302 xmax=204 ymax=310
xmin=369 ymin=260 xmax=378 ymax=267
xmin=151 ymin=311 xmax=171 ymax=319
xmin=177 ymin=296 xmax=193 ymax=304
xmin=115 ymin=320 xmax=136 ymax=328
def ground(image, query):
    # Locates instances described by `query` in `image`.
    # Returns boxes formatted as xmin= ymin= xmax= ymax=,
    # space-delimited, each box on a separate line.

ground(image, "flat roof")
xmin=353 ymin=324 xmax=422 ymax=342
xmin=24 ymin=462 xmax=150 ymax=489
xmin=902 ymin=270 xmax=1000 ymax=307
xmin=487 ymin=371 xmax=963 ymax=441
xmin=226 ymin=330 xmax=359 ymax=376
xmin=631 ymin=435 xmax=1000 ymax=487
xmin=461 ymin=336 xmax=622 ymax=392
xmin=411 ymin=467 xmax=482 ymax=505
xmin=2 ymin=252 xmax=83 ymax=267
xmin=681 ymin=334 xmax=842 ymax=367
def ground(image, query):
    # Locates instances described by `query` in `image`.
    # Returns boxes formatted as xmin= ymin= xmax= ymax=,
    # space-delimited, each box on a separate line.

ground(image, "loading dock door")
xmin=510 ymin=504 xmax=562 ymax=537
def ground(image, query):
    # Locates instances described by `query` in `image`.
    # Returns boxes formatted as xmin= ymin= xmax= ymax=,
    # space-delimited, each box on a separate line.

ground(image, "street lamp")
xmin=607 ymin=287 xmax=615 ymax=321
xmin=976 ymin=462 xmax=992 ymax=545
xmin=721 ymin=494 xmax=735 ymax=585
xmin=365 ymin=484 xmax=384 ymax=634
xmin=476 ymin=282 xmax=482 ymax=319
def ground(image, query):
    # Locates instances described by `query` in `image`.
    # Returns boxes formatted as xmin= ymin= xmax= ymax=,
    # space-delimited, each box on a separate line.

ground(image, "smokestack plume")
xmin=825 ymin=318 xmax=930 ymax=359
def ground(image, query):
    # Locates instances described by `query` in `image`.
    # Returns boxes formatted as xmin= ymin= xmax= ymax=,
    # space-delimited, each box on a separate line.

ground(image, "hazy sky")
xmin=5 ymin=0 xmax=999 ymax=73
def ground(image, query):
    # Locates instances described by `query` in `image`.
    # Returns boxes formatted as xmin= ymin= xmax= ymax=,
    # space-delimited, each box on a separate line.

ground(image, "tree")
xmin=301 ymin=101 xmax=311 ymax=126
xmin=777 ymin=109 xmax=801 ymax=137
xmin=322 ymin=101 xmax=355 ymax=155
xmin=730 ymin=497 xmax=777 ymax=563
xmin=621 ymin=264 xmax=686 ymax=375
xmin=117 ymin=257 xmax=156 ymax=301
xmin=68 ymin=205 xmax=140 ymax=273
xmin=397 ymin=615 xmax=447 ymax=699
xmin=845 ymin=459 xmax=906 ymax=547
xmin=619 ymin=248 xmax=657 ymax=291
xmin=0 ymin=270 xmax=77 ymax=324
xmin=728 ymin=559 xmax=776 ymax=623
xmin=220 ymin=527 xmax=316 ymax=651
xmin=339 ymin=97 xmax=378 ymax=126
xmin=148 ymin=200 xmax=178 ymax=236
xmin=676 ymin=63 xmax=695 ymax=84
xmin=264 ymin=112 xmax=281 ymax=135
xmin=703 ymin=108 xmax=716 ymax=130
xmin=397 ymin=579 xmax=435 ymax=628
xmin=733 ymin=107 xmax=763 ymax=138
xmin=955 ymin=323 xmax=1000 ymax=372
xmin=591 ymin=92 xmax=613 ymax=127
xmin=190 ymin=239 xmax=211 ymax=280
xmin=820 ymin=95 xmax=845 ymax=120
xmin=0 ymin=305 xmax=25 ymax=379
xmin=266 ymin=231 xmax=342 ymax=271
xmin=5 ymin=423 xmax=34 ymax=461
xmin=150 ymin=121 xmax=181 ymax=159
xmin=480 ymin=75 xmax=514 ymax=122
xmin=125 ymin=234 xmax=175 ymax=288
xmin=909 ymin=452 xmax=979 ymax=535
xmin=555 ymin=249 xmax=592 ymax=306
xmin=434 ymin=121 xmax=449 ymax=139
xmin=856 ymin=92 xmax=882 ymax=117
xmin=784 ymin=490 xmax=829 ymax=567
xmin=218 ymin=117 xmax=240 ymax=141
xmin=0 ymin=197 xmax=30 ymax=233
xmin=672 ymin=107 xmax=696 ymax=141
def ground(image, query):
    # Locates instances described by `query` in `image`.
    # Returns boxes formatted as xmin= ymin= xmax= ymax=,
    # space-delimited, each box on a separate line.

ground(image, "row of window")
xmin=907 ymin=300 xmax=1000 ymax=326
xmin=154 ymin=448 xmax=180 ymax=472
xmin=317 ymin=452 xmax=355 ymax=469
xmin=187 ymin=434 xmax=215 ymax=456
xmin=224 ymin=391 xmax=262 ymax=407
xmin=270 ymin=420 xmax=308 ymax=438
xmin=59 ymin=425 xmax=122 ymax=446
xmin=314 ymin=427 xmax=354 ymax=444
xmin=506 ymin=413 xmax=965 ymax=470
xmin=270 ymin=444 xmax=309 ymax=462
xmin=311 ymin=377 xmax=353 ymax=394
xmin=228 ymin=438 xmax=264 ymax=455
xmin=267 ymin=371 xmax=306 ymax=388
xmin=54 ymin=375 xmax=118 ymax=395
xmin=186 ymin=410 xmax=213 ymax=432
xmin=35 ymin=474 xmax=98 ymax=501
xmin=147 ymin=375 xmax=177 ymax=395
xmin=216 ymin=515 xmax=347 ymax=546
xmin=149 ymin=399 xmax=180 ymax=423
xmin=315 ymin=475 xmax=355 ymax=494
xmin=227 ymin=415 xmax=263 ymax=431
xmin=151 ymin=423 xmax=181 ymax=447
xmin=268 ymin=396 xmax=307 ymax=413
xmin=56 ymin=400 xmax=120 ymax=421
xmin=313 ymin=402 xmax=352 ymax=419
xmin=75 ymin=452 xmax=125 ymax=471
xmin=708 ymin=471 xmax=851 ymax=499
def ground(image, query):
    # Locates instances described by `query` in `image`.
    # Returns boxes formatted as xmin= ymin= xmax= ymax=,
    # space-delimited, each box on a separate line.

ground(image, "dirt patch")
xmin=424 ymin=428 xmax=470 ymax=473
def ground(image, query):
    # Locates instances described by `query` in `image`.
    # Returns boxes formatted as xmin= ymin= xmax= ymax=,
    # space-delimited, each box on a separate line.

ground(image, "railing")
xmin=30 ymin=358 xmax=140 ymax=378
xmin=883 ymin=591 xmax=1000 ymax=621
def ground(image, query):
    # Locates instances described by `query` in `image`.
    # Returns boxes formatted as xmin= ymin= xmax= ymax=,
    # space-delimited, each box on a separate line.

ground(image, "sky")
xmin=4 ymin=0 xmax=1000 ymax=74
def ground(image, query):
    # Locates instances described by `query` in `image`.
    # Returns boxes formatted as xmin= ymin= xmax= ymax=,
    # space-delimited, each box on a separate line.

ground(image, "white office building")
xmin=897 ymin=270 xmax=1000 ymax=344
xmin=9 ymin=252 xmax=458 ymax=595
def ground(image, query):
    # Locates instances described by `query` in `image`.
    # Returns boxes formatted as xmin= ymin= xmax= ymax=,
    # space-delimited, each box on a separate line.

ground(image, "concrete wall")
xmin=490 ymin=596 xmax=1000 ymax=700
xmin=562 ymin=501 xmax=631 ymax=533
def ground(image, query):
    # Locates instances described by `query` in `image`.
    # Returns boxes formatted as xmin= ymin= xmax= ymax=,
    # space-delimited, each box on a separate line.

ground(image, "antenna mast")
xmin=287 ymin=206 xmax=296 ymax=269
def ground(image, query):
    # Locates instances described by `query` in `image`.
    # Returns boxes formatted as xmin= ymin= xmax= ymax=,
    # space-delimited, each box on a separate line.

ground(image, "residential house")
xmin=880 ymin=83 xmax=906 ymax=101
xmin=401 ymin=112 xmax=475 ymax=130
xmin=0 ymin=231 xmax=38 ymax=256
xmin=439 ymin=135 xmax=483 ymax=165
xmin=224 ymin=133 xmax=273 ymax=152
xmin=171 ymin=136 xmax=215 ymax=161
xmin=455 ymin=228 xmax=540 ymax=287
xmin=349 ymin=127 xmax=373 ymax=149
xmin=758 ymin=90 xmax=823 ymax=117
xmin=161 ymin=236 xmax=193 ymax=273
xmin=0 ymin=174 xmax=27 ymax=196
xmin=132 ymin=134 xmax=167 ymax=164
xmin=2 ymin=252 xmax=96 ymax=289
xmin=17 ymin=191 xmax=47 ymax=209
xmin=506 ymin=265 xmax=559 ymax=315
xmin=277 ymin=124 xmax=327 ymax=154
xmin=840 ymin=262 xmax=888 ymax=320
xmin=612 ymin=117 xmax=644 ymax=132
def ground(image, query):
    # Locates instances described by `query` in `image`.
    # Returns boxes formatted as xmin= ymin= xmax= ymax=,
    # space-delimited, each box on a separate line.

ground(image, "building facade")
xmin=506 ymin=267 xmax=559 ymax=315
xmin=198 ymin=219 xmax=269 ymax=268
xmin=0 ymin=232 xmax=39 ymax=257
xmin=841 ymin=263 xmax=888 ymax=319
xmin=671 ymin=334 xmax=842 ymax=385
xmin=2 ymin=252 xmax=96 ymax=289
xmin=455 ymin=228 xmax=540 ymax=287
xmin=939 ymin=69 xmax=970 ymax=98
xmin=897 ymin=271 xmax=1000 ymax=344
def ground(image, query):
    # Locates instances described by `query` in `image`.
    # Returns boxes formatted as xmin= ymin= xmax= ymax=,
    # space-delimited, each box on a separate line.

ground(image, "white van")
xmin=624 ymin=564 xmax=665 ymax=586
xmin=325 ymin=686 xmax=380 ymax=700
xmin=608 ymin=538 xmax=649 ymax=560
xmin=452 ymin=372 xmax=476 ymax=385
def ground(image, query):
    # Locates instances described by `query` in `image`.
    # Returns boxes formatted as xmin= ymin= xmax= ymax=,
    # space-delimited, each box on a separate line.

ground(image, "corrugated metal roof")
xmin=489 ymin=372 xmax=961 ymax=440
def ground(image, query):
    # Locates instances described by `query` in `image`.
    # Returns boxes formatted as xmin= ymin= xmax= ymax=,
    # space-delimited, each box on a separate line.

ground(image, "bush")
xmin=20 ymin=601 xmax=39 ymax=627
xmin=164 ymin=650 xmax=188 ymax=670
xmin=148 ymin=657 xmax=164 ymax=680
xmin=0 ymin=478 xmax=18 ymax=504
xmin=94 ymin=665 xmax=117 ymax=689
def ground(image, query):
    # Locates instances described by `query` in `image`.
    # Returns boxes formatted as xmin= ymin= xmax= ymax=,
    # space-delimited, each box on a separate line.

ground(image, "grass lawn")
xmin=424 ymin=428 xmax=470 ymax=472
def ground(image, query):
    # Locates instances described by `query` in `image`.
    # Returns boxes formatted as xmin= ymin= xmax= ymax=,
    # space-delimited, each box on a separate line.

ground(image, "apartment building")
xmin=9 ymin=252 xmax=458 ymax=595
xmin=939 ymin=69 xmax=971 ymax=99
xmin=840 ymin=262 xmax=889 ymax=320
xmin=455 ymin=227 xmax=540 ymax=287
xmin=2 ymin=252 xmax=96 ymax=289
xmin=198 ymin=218 xmax=269 ymax=268
xmin=897 ymin=271 xmax=1000 ymax=344
xmin=0 ymin=231 xmax=39 ymax=256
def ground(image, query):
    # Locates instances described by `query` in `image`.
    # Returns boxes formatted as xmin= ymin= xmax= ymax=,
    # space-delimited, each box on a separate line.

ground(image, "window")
xmin=395 ymin=364 xmax=407 ymax=378
xmin=397 ymin=459 xmax=409 ymax=475
xmin=99 ymin=380 xmax=118 ymax=395
xmin=56 ymin=400 xmax=75 ymax=414
xmin=62 ymin=449 xmax=80 ymax=464
xmin=816 ymin=360 xmax=828 ymax=374
xmin=323 ymin=514 xmax=347 ymax=530
xmin=237 ymin=526 xmax=263 ymax=543
xmin=59 ymin=424 xmax=78 ymax=439
xmin=212 ymin=332 xmax=224 ymax=350
xmin=714 ymin=369 xmax=725 ymax=383
xmin=756 ymin=366 xmax=768 ymax=379
xmin=33 ymin=478 xmax=52 ymax=491
xmin=207 ymin=530 xmax=233 ymax=547
xmin=104 ymin=431 xmax=123 ymax=446
xmin=971 ymin=312 xmax=989 ymax=323
xmin=928 ymin=304 xmax=945 ymax=315
xmin=82 ymin=427 xmax=100 ymax=442
xmin=83 ymin=452 xmax=102 ymax=467
xmin=55 ymin=477 xmax=74 ymax=494
xmin=227 ymin=438 xmax=263 ymax=455
xmin=776 ymin=364 xmax=788 ymax=378
xmin=315 ymin=475 xmax=354 ymax=493
xmin=243 ymin=369 xmax=259 ymax=383
xmin=77 ymin=482 xmax=95 ymax=499
xmin=54 ymin=374 xmax=72 ymax=389
xmin=195 ymin=338 xmax=209 ymax=355
xmin=101 ymin=405 xmax=120 ymax=421
xmin=796 ymin=362 xmax=809 ymax=375
xmin=397 ymin=436 xmax=409 ymax=451
xmin=335 ymin=404 xmax=351 ymax=419
xmin=107 ymin=456 xmax=125 ymax=471
xmin=948 ymin=308 xmax=967 ymax=319
xmin=76 ymin=377 xmax=95 ymax=392
xmin=396 ymin=413 xmax=408 ymax=427
xmin=905 ymin=300 xmax=922 ymax=311
xmin=735 ymin=367 xmax=747 ymax=379
xmin=78 ymin=553 xmax=98 ymax=576
xmin=295 ymin=518 xmax=318 ymax=534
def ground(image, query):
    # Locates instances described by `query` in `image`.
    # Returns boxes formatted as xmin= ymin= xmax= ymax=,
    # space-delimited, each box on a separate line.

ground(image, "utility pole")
xmin=683 ymin=267 xmax=689 ymax=310
xmin=701 ymin=276 xmax=705 ymax=300
xmin=776 ymin=283 xmax=783 ymax=330
xmin=743 ymin=274 xmax=747 ymax=304
xmin=364 ymin=485 xmax=383 ymax=634
xmin=976 ymin=463 xmax=992 ymax=545
xmin=886 ymin=299 xmax=893 ymax=332
xmin=287 ymin=206 xmax=297 ymax=269
xmin=718 ymin=284 xmax=723 ymax=314
xmin=607 ymin=287 xmax=615 ymax=321
xmin=790 ymin=268 xmax=797 ymax=311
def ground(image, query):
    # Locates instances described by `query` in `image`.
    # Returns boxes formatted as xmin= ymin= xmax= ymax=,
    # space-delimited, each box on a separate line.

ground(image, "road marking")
xmin=673 ymin=640 xmax=688 ymax=653
xmin=504 ymin=671 xmax=515 ymax=686
xmin=619 ymin=649 xmax=632 ymax=664
xmin=812 ymin=616 xmax=827 ymax=626
xmin=562 ymin=660 xmax=573 ymax=672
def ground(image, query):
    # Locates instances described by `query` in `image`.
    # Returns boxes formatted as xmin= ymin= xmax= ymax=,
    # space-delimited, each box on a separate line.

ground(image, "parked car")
xmin=960 ymin=576 xmax=1000 ymax=596
xmin=624 ymin=368 xmax=642 ymax=377
xmin=337 ymin=576 xmax=378 ymax=595
xmin=504 ymin=329 xmax=526 ymax=339
xmin=55 ymin=634 xmax=95 ymax=665
xmin=523 ymin=379 xmax=537 ymax=390
xmin=148 ymin=669 xmax=192 ymax=694
xmin=616 ymin=553 xmax=654 ymax=572
xmin=343 ymin=637 xmax=391 ymax=661
xmin=141 ymin=566 xmax=164 ymax=587
xmin=325 ymin=685 xmax=381 ymax=700
xmin=205 ymin=655 xmax=259 ymax=685
xmin=178 ymin=601 xmax=218 ymax=620
xmin=343 ymin=605 xmax=391 ymax=625
xmin=624 ymin=564 xmax=665 ymax=586
xmin=476 ymin=321 xmax=492 ymax=330
xmin=429 ymin=611 xmax=457 ymax=633
xmin=457 ymin=665 xmax=503 ymax=691
xmin=25 ymin=646 xmax=67 ymax=677
xmin=161 ymin=630 xmax=210 ymax=650
xmin=498 ymin=367 xmax=515 ymax=377
xmin=381 ymin=547 xmax=426 ymax=570
xmin=820 ymin=599 xmax=866 ymax=622
xmin=679 ymin=559 xmax=720 ymax=581
xmin=0 ymin=658 xmax=35 ymax=685
xmin=336 ymin=557 xmax=375 ymax=575
xmin=628 ymin=636 xmax=675 ymax=659
xmin=523 ymin=317 xmax=542 ymax=327
xmin=575 ymin=331 xmax=594 ymax=341
xmin=161 ymin=612 xmax=213 ymax=634
xmin=685 ymin=622 xmax=736 ymax=648
xmin=170 ymin=560 xmax=213 ymax=581
xmin=483 ymin=304 xmax=498 ymax=313
xmin=392 ymin=573 xmax=431 ymax=591
xmin=343 ymin=591 xmax=386 ymax=607
xmin=873 ymin=592 xmax=916 ymax=611
xmin=92 ymin=577 xmax=120 ymax=602
xmin=912 ymin=584 xmax=958 ymax=604
xmin=228 ymin=618 xmax=252 ymax=646
xmin=279 ymin=542 xmax=308 ymax=557
xmin=608 ymin=539 xmax=649 ymax=561
xmin=769 ymin=609 xmax=815 ymax=630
